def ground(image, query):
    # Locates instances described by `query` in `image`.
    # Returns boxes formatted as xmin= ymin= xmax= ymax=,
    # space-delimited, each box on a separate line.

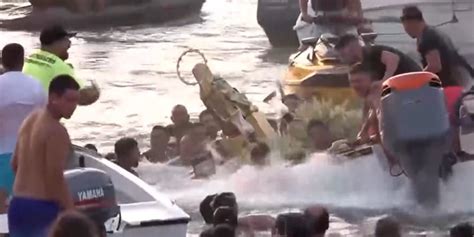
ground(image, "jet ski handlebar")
xmin=312 ymin=15 xmax=369 ymax=26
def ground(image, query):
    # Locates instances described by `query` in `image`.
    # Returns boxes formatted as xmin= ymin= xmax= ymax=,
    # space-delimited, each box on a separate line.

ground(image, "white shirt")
xmin=0 ymin=71 xmax=46 ymax=154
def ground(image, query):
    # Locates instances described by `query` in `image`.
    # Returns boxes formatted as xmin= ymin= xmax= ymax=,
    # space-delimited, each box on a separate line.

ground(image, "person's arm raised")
xmin=45 ymin=126 xmax=75 ymax=210
xmin=78 ymin=81 xmax=100 ymax=106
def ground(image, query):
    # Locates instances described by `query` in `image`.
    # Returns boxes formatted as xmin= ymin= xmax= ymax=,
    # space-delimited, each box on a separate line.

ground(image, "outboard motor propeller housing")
xmin=65 ymin=168 xmax=121 ymax=230
xmin=380 ymin=72 xmax=451 ymax=206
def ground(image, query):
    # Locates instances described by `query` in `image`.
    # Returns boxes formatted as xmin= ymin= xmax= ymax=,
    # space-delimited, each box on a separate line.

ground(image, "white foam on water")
xmin=137 ymin=152 xmax=474 ymax=218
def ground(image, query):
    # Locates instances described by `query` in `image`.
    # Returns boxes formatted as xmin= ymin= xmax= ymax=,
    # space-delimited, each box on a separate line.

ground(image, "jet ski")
xmin=0 ymin=145 xmax=190 ymax=236
xmin=281 ymin=32 xmax=377 ymax=105
xmin=380 ymin=72 xmax=452 ymax=207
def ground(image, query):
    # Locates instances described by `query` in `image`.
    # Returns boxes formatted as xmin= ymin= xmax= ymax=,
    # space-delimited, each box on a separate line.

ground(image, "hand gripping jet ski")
xmin=282 ymin=32 xmax=377 ymax=105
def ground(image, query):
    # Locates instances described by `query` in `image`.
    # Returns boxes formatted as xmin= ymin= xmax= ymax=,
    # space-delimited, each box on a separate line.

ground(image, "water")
xmin=1 ymin=0 xmax=474 ymax=236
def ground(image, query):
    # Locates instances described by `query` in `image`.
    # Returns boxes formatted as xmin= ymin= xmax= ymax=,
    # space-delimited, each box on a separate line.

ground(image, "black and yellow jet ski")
xmin=282 ymin=32 xmax=377 ymax=105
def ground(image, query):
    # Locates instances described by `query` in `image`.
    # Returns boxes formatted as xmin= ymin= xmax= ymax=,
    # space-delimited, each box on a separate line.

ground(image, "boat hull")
xmin=0 ymin=145 xmax=190 ymax=236
xmin=0 ymin=0 xmax=205 ymax=30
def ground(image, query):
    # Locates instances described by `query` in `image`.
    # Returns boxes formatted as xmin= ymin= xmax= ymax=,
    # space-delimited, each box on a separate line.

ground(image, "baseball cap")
xmin=400 ymin=5 xmax=424 ymax=21
xmin=40 ymin=25 xmax=77 ymax=46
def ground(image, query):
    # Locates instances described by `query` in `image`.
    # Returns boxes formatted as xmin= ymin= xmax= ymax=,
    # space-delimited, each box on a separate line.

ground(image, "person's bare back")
xmin=12 ymin=109 xmax=73 ymax=209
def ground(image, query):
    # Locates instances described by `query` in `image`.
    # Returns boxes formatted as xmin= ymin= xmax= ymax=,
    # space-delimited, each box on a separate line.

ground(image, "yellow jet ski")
xmin=282 ymin=33 xmax=377 ymax=106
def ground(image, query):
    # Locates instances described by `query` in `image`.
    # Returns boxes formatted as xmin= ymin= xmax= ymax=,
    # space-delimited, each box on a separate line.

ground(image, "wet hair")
xmin=304 ymin=206 xmax=329 ymax=235
xmin=1 ymin=43 xmax=24 ymax=70
xmin=350 ymin=62 xmax=373 ymax=75
xmin=306 ymin=119 xmax=328 ymax=136
xmin=114 ymin=137 xmax=138 ymax=159
xmin=275 ymin=213 xmax=311 ymax=237
xmin=199 ymin=110 xmax=215 ymax=122
xmin=335 ymin=34 xmax=359 ymax=50
xmin=401 ymin=5 xmax=424 ymax=22
xmin=49 ymin=211 xmax=99 ymax=237
xmin=172 ymin=104 xmax=188 ymax=114
xmin=213 ymin=224 xmax=235 ymax=237
xmin=450 ymin=223 xmax=473 ymax=237
xmin=200 ymin=227 xmax=214 ymax=237
xmin=211 ymin=192 xmax=238 ymax=212
xmin=49 ymin=75 xmax=80 ymax=96
xmin=84 ymin=144 xmax=98 ymax=152
xmin=104 ymin=152 xmax=117 ymax=161
xmin=200 ymin=194 xmax=217 ymax=224
xmin=250 ymin=142 xmax=270 ymax=165
xmin=375 ymin=216 xmax=401 ymax=237
xmin=152 ymin=125 xmax=170 ymax=135
xmin=213 ymin=206 xmax=238 ymax=227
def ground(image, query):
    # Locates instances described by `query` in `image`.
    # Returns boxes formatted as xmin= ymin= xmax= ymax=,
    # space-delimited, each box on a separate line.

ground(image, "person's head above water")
xmin=48 ymin=75 xmax=80 ymax=120
xmin=400 ymin=5 xmax=426 ymax=39
xmin=114 ymin=137 xmax=140 ymax=169
xmin=213 ymin=206 xmax=238 ymax=227
xmin=306 ymin=119 xmax=333 ymax=151
xmin=171 ymin=104 xmax=190 ymax=126
xmin=450 ymin=223 xmax=473 ymax=237
xmin=199 ymin=110 xmax=220 ymax=139
xmin=250 ymin=142 xmax=271 ymax=166
xmin=304 ymin=205 xmax=329 ymax=237
xmin=40 ymin=25 xmax=76 ymax=60
xmin=335 ymin=34 xmax=363 ymax=64
xmin=49 ymin=210 xmax=99 ymax=237
xmin=375 ymin=216 xmax=401 ymax=237
xmin=150 ymin=125 xmax=171 ymax=149
xmin=274 ymin=213 xmax=311 ymax=237
xmin=1 ymin=43 xmax=24 ymax=71
xmin=84 ymin=144 xmax=98 ymax=152
xmin=200 ymin=194 xmax=218 ymax=224
xmin=349 ymin=62 xmax=377 ymax=98
xmin=282 ymin=94 xmax=302 ymax=113
xmin=211 ymin=192 xmax=238 ymax=213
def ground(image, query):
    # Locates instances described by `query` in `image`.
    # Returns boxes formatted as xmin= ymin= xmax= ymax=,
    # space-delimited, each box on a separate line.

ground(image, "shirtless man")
xmin=348 ymin=63 xmax=399 ymax=167
xmin=8 ymin=75 xmax=79 ymax=237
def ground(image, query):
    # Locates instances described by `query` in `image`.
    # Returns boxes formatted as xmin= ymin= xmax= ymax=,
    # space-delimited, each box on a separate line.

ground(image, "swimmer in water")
xmin=8 ymin=75 xmax=79 ymax=237
xmin=166 ymin=104 xmax=194 ymax=149
xmin=199 ymin=109 xmax=221 ymax=140
xmin=306 ymin=119 xmax=334 ymax=152
xmin=114 ymin=137 xmax=140 ymax=176
xmin=143 ymin=125 xmax=171 ymax=163
xmin=303 ymin=205 xmax=330 ymax=237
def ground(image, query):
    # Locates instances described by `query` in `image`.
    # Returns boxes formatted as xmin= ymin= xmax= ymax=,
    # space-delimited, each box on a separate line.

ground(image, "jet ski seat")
xmin=301 ymin=37 xmax=319 ymax=46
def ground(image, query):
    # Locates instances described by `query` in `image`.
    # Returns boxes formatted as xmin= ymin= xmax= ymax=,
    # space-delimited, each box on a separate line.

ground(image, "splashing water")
xmin=137 ymin=151 xmax=474 ymax=235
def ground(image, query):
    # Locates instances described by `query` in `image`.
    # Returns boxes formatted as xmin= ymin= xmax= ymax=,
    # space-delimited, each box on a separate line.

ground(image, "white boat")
xmin=0 ymin=145 xmax=190 ymax=237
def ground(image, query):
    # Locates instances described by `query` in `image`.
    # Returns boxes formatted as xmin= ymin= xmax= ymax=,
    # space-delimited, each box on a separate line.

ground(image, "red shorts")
xmin=444 ymin=86 xmax=463 ymax=125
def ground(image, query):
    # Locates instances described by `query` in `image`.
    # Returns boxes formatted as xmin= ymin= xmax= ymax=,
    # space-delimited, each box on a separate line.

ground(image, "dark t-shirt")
xmin=362 ymin=45 xmax=422 ymax=80
xmin=418 ymin=26 xmax=460 ymax=87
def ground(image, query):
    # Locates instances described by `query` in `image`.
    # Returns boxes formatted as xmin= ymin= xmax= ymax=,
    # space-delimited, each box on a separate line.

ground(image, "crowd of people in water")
xmin=193 ymin=192 xmax=474 ymax=237
xmin=1 ymin=2 xmax=474 ymax=237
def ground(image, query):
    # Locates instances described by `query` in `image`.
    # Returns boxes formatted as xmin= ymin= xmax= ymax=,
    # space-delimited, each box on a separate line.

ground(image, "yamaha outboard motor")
xmin=381 ymin=72 xmax=451 ymax=206
xmin=65 ymin=168 xmax=121 ymax=232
